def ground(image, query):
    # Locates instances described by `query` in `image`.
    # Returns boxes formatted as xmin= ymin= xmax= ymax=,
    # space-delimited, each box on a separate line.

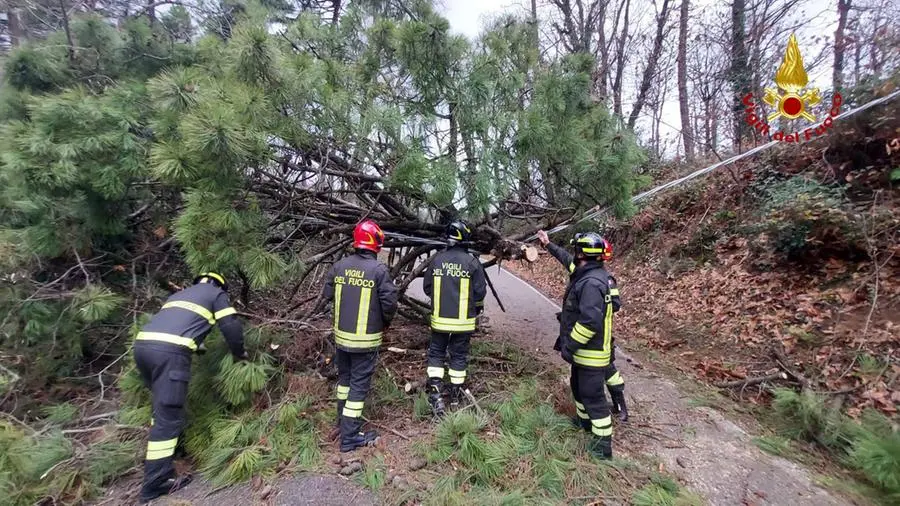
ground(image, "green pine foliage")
xmin=772 ymin=388 xmax=900 ymax=498
xmin=40 ymin=402 xmax=79 ymax=426
xmin=214 ymin=353 xmax=276 ymax=406
xmin=357 ymin=455 xmax=388 ymax=491
xmin=632 ymin=474 xmax=704 ymax=506
xmin=0 ymin=421 xmax=139 ymax=505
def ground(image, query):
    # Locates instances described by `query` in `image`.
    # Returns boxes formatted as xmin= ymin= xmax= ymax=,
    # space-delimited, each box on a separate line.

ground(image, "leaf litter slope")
xmin=497 ymin=262 xmax=849 ymax=505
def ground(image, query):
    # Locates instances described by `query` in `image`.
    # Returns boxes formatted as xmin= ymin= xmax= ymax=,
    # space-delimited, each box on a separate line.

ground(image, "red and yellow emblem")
xmin=763 ymin=34 xmax=821 ymax=122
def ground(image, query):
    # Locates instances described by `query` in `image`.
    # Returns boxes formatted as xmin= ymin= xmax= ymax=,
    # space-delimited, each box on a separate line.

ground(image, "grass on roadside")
xmin=770 ymin=388 xmax=900 ymax=503
xmin=632 ymin=473 xmax=705 ymax=506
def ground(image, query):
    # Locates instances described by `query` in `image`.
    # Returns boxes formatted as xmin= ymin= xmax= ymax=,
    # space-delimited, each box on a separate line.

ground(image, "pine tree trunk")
xmin=59 ymin=0 xmax=75 ymax=62
xmin=627 ymin=0 xmax=672 ymax=130
xmin=729 ymin=0 xmax=749 ymax=151
xmin=517 ymin=90 xmax=531 ymax=203
xmin=612 ymin=0 xmax=630 ymax=118
xmin=8 ymin=9 xmax=23 ymax=46
xmin=146 ymin=0 xmax=156 ymax=24
xmin=521 ymin=0 xmax=539 ymax=203
xmin=677 ymin=0 xmax=694 ymax=161
xmin=448 ymin=102 xmax=459 ymax=166
xmin=332 ymin=0 xmax=342 ymax=26
xmin=596 ymin=1 xmax=610 ymax=100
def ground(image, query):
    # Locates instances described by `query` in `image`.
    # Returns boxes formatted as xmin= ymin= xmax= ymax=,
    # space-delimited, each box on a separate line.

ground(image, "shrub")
xmin=747 ymin=177 xmax=862 ymax=261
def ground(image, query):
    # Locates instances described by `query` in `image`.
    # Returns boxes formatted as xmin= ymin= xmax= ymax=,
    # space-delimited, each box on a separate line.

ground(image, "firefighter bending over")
xmin=133 ymin=272 xmax=247 ymax=503
xmin=537 ymin=230 xmax=623 ymax=459
xmin=322 ymin=219 xmax=398 ymax=452
xmin=422 ymin=220 xmax=487 ymax=416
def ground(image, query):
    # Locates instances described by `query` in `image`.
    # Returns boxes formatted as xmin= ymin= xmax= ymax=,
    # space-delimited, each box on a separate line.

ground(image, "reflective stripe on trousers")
xmin=448 ymin=368 xmax=466 ymax=385
xmin=342 ymin=400 xmax=364 ymax=418
xmin=146 ymin=437 xmax=178 ymax=460
xmin=135 ymin=332 xmax=198 ymax=351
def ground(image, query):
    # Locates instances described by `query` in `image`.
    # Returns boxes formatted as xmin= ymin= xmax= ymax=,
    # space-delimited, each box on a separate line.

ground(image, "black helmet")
xmin=569 ymin=232 xmax=610 ymax=260
xmin=193 ymin=272 xmax=228 ymax=291
xmin=445 ymin=220 xmax=472 ymax=243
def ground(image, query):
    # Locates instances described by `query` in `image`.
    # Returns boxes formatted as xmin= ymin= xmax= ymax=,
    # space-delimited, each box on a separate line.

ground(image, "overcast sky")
xmin=435 ymin=0 xmax=839 ymax=156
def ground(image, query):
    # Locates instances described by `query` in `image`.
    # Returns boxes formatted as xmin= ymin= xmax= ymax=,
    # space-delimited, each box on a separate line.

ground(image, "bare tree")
xmin=626 ymin=0 xmax=673 ymax=129
xmin=611 ymin=0 xmax=631 ymax=117
xmin=729 ymin=0 xmax=749 ymax=151
xmin=832 ymin=0 xmax=851 ymax=91
xmin=677 ymin=0 xmax=694 ymax=160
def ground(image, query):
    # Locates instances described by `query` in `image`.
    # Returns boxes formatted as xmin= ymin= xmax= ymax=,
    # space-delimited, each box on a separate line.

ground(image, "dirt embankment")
xmin=506 ymin=111 xmax=900 ymax=419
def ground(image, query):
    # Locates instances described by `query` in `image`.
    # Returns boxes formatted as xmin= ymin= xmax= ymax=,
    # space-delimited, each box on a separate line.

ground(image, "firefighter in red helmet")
xmin=321 ymin=219 xmax=398 ymax=452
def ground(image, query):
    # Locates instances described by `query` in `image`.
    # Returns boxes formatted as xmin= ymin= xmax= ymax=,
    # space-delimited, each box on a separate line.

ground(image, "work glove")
xmin=555 ymin=311 xmax=561 ymax=322
xmin=553 ymin=336 xmax=562 ymax=352
xmin=197 ymin=343 xmax=208 ymax=356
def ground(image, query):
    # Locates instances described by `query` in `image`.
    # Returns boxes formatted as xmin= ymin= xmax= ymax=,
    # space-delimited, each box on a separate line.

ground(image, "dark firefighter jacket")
xmin=547 ymin=243 xmax=620 ymax=369
xmin=137 ymin=283 xmax=245 ymax=356
xmin=323 ymin=250 xmax=399 ymax=352
xmin=423 ymin=245 xmax=487 ymax=333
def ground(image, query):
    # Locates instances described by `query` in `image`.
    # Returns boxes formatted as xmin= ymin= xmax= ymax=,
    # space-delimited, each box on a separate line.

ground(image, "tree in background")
xmin=677 ymin=0 xmax=694 ymax=161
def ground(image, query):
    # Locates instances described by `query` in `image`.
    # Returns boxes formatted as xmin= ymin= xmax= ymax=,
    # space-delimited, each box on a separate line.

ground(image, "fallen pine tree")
xmin=0 ymin=2 xmax=646 ymax=501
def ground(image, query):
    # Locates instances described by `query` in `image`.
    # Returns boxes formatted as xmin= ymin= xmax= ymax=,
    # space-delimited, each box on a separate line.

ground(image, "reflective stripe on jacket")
xmin=423 ymin=245 xmax=487 ymax=333
xmin=322 ymin=251 xmax=398 ymax=352
xmin=137 ymin=283 xmax=244 ymax=355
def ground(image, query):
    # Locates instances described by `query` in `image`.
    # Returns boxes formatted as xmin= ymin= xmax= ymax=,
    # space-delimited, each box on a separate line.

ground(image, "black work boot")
xmin=340 ymin=430 xmax=379 ymax=453
xmin=336 ymin=400 xmax=346 ymax=426
xmin=570 ymin=416 xmax=591 ymax=432
xmin=588 ymin=435 xmax=613 ymax=460
xmin=448 ymin=384 xmax=464 ymax=409
xmin=610 ymin=391 xmax=629 ymax=423
xmin=140 ymin=474 xmax=193 ymax=503
xmin=427 ymin=380 xmax=446 ymax=417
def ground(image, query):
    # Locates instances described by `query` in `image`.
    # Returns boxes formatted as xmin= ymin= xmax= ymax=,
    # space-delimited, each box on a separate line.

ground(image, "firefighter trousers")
xmin=335 ymin=349 xmax=378 ymax=438
xmin=606 ymin=361 xmax=625 ymax=398
xmin=570 ymin=364 xmax=614 ymax=439
xmin=426 ymin=331 xmax=471 ymax=386
xmin=134 ymin=342 xmax=192 ymax=495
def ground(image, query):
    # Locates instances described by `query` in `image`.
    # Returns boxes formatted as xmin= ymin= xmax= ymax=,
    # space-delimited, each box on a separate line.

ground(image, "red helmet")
xmin=599 ymin=237 xmax=613 ymax=261
xmin=353 ymin=220 xmax=385 ymax=253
